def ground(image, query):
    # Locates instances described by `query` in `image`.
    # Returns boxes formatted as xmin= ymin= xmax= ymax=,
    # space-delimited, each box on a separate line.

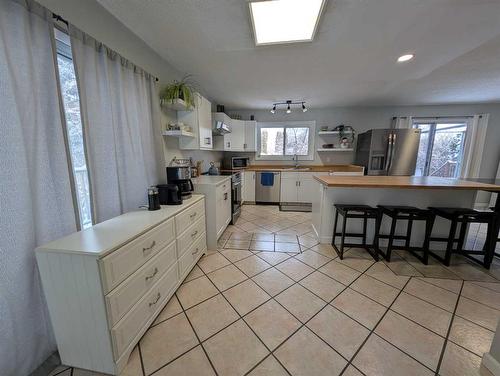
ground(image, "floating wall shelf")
xmin=161 ymin=98 xmax=192 ymax=111
xmin=162 ymin=130 xmax=195 ymax=138
xmin=318 ymin=130 xmax=354 ymax=135
xmin=317 ymin=148 xmax=354 ymax=152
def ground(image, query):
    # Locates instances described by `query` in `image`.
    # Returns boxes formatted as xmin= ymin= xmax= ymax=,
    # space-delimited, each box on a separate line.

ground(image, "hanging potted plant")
xmin=159 ymin=74 xmax=197 ymax=109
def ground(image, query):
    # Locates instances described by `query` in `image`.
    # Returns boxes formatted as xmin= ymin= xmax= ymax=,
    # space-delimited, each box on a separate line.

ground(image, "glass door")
xmin=413 ymin=120 xmax=469 ymax=178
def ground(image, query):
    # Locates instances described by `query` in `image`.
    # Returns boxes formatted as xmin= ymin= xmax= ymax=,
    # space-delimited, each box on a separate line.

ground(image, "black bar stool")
xmin=332 ymin=204 xmax=380 ymax=261
xmin=428 ymin=207 xmax=498 ymax=269
xmin=374 ymin=205 xmax=434 ymax=264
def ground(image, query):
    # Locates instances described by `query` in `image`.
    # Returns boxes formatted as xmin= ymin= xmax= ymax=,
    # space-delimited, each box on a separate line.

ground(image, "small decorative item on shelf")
xmin=340 ymin=137 xmax=351 ymax=149
xmin=231 ymin=114 xmax=242 ymax=120
xmin=159 ymin=74 xmax=197 ymax=109
xmin=166 ymin=122 xmax=180 ymax=131
xmin=320 ymin=126 xmax=328 ymax=131
xmin=334 ymin=124 xmax=356 ymax=144
xmin=322 ymin=143 xmax=334 ymax=149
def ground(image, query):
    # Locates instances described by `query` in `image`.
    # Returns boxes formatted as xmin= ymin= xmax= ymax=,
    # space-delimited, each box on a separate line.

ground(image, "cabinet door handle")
xmin=298 ymin=181 xmax=301 ymax=186
xmin=190 ymin=212 xmax=197 ymax=219
xmin=191 ymin=230 xmax=198 ymax=238
xmin=192 ymin=247 xmax=200 ymax=255
xmin=142 ymin=241 xmax=156 ymax=254
xmin=244 ymin=143 xmax=247 ymax=149
xmin=145 ymin=267 xmax=159 ymax=281
xmin=224 ymin=192 xmax=228 ymax=200
xmin=149 ymin=292 xmax=161 ymax=307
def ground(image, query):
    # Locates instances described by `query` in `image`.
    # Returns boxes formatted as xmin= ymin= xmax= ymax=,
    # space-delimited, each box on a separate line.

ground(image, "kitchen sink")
xmin=282 ymin=167 xmax=311 ymax=171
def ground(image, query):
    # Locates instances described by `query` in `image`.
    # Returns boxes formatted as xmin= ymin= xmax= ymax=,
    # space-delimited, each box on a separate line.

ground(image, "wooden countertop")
xmin=314 ymin=175 xmax=500 ymax=191
xmin=221 ymin=164 xmax=364 ymax=173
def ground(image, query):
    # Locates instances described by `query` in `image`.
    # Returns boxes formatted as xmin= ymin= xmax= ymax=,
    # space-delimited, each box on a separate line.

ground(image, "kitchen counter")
xmin=192 ymin=175 xmax=231 ymax=186
xmin=221 ymin=164 xmax=364 ymax=173
xmin=314 ymin=175 xmax=500 ymax=191
xmin=311 ymin=176 xmax=500 ymax=246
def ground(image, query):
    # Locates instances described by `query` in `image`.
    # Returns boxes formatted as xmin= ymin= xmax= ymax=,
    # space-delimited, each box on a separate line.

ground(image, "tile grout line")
xmin=337 ymin=277 xmax=415 ymax=376
xmin=434 ymin=280 xmax=465 ymax=376
xmin=137 ymin=342 xmax=146 ymax=376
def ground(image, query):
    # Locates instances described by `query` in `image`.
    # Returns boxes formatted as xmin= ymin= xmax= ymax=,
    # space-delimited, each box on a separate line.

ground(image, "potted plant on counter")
xmin=159 ymin=74 xmax=197 ymax=110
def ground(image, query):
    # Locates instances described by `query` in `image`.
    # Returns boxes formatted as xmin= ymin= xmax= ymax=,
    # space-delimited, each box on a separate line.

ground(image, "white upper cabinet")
xmin=224 ymin=119 xmax=245 ymax=151
xmin=178 ymin=93 xmax=213 ymax=150
xmin=244 ymin=120 xmax=256 ymax=151
xmin=212 ymin=114 xmax=256 ymax=152
xmin=198 ymin=95 xmax=213 ymax=150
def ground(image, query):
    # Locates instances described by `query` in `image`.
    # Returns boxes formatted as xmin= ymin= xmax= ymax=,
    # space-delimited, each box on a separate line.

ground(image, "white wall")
xmin=229 ymin=104 xmax=500 ymax=177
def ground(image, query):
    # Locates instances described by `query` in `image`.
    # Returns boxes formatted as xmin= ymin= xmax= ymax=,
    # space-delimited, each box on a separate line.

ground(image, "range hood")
xmin=213 ymin=120 xmax=231 ymax=135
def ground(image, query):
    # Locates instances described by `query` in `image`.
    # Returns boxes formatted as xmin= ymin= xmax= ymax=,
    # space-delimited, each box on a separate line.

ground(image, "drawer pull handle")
xmin=192 ymin=247 xmax=199 ymax=255
xmin=142 ymin=241 xmax=156 ymax=254
xmin=191 ymin=230 xmax=198 ymax=238
xmin=190 ymin=212 xmax=197 ymax=219
xmin=149 ymin=293 xmax=161 ymax=307
xmin=145 ymin=267 xmax=159 ymax=282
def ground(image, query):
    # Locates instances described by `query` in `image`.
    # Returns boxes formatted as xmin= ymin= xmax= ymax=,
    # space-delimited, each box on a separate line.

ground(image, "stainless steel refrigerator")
xmin=355 ymin=129 xmax=421 ymax=176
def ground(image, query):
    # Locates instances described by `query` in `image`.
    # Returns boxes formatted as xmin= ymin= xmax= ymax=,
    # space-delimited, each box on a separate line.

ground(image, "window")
xmin=412 ymin=119 xmax=470 ymax=178
xmin=257 ymin=121 xmax=315 ymax=160
xmin=55 ymin=29 xmax=93 ymax=229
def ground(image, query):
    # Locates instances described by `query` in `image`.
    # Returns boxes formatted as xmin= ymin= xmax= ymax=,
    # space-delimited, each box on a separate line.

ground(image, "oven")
xmin=230 ymin=171 xmax=242 ymax=224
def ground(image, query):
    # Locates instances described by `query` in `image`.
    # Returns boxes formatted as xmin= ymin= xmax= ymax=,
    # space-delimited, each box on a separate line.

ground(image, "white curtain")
xmin=69 ymin=27 xmax=162 ymax=223
xmin=461 ymin=114 xmax=489 ymax=179
xmin=0 ymin=1 xmax=77 ymax=375
xmin=391 ymin=116 xmax=413 ymax=129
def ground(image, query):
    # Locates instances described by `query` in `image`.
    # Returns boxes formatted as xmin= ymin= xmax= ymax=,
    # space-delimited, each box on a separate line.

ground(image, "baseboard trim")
xmin=483 ymin=352 xmax=500 ymax=376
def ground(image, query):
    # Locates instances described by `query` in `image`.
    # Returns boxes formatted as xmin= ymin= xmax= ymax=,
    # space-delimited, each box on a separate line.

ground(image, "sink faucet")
xmin=293 ymin=154 xmax=299 ymax=168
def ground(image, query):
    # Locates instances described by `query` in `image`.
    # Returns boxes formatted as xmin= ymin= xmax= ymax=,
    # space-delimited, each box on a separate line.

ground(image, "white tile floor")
xmin=51 ymin=204 xmax=500 ymax=376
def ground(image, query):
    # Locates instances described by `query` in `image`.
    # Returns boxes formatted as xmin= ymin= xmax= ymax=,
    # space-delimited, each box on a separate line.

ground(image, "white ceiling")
xmin=97 ymin=0 xmax=500 ymax=109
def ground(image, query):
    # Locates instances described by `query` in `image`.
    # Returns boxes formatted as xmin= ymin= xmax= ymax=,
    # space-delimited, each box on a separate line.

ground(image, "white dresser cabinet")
xmin=192 ymin=176 xmax=232 ymax=250
xmin=35 ymin=195 xmax=207 ymax=375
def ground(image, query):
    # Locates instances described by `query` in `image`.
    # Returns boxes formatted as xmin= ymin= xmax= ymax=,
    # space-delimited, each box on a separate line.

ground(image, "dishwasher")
xmin=255 ymin=171 xmax=281 ymax=204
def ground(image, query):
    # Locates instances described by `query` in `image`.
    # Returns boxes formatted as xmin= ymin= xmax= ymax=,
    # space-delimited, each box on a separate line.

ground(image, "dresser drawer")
xmin=175 ymin=199 xmax=205 ymax=235
xmin=179 ymin=232 xmax=206 ymax=278
xmin=110 ymin=261 xmax=178 ymax=359
xmin=177 ymin=216 xmax=206 ymax=258
xmin=100 ymin=218 xmax=175 ymax=293
xmin=105 ymin=241 xmax=177 ymax=327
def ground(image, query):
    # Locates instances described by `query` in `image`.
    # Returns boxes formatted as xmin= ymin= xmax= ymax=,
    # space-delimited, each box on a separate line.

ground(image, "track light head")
xmin=270 ymin=105 xmax=276 ymax=114
xmin=286 ymin=104 xmax=291 ymax=114
xmin=302 ymin=103 xmax=307 ymax=112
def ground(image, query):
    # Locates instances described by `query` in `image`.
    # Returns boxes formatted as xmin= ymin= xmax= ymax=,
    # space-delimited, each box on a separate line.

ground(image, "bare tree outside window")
xmin=259 ymin=126 xmax=310 ymax=156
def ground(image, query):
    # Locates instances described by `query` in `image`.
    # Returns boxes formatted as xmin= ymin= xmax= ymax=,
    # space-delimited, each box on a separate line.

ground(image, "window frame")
xmin=256 ymin=121 xmax=316 ymax=161
xmin=54 ymin=27 xmax=93 ymax=229
xmin=412 ymin=117 xmax=472 ymax=178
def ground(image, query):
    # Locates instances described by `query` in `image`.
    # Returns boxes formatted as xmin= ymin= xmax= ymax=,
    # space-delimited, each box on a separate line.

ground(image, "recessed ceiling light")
xmin=249 ymin=0 xmax=326 ymax=46
xmin=397 ymin=54 xmax=414 ymax=63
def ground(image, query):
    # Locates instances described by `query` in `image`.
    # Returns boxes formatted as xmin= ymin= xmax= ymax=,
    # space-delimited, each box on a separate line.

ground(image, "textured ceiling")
xmin=97 ymin=0 xmax=500 ymax=109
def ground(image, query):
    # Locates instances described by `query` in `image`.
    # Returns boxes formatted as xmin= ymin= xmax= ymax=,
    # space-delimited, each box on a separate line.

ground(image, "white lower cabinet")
xmin=243 ymin=171 xmax=256 ymax=203
xmin=280 ymin=172 xmax=317 ymax=203
xmin=35 ymin=196 xmax=207 ymax=375
xmin=193 ymin=177 xmax=232 ymax=250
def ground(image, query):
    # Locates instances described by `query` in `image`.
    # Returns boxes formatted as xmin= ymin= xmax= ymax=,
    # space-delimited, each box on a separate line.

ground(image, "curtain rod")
xmin=51 ymin=13 xmax=159 ymax=82
xmin=392 ymin=115 xmax=478 ymax=119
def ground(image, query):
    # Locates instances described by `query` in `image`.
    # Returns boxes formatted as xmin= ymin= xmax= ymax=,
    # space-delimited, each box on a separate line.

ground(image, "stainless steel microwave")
xmin=223 ymin=156 xmax=250 ymax=169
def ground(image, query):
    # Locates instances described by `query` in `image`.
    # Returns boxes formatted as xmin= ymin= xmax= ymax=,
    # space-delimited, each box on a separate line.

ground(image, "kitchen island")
xmin=312 ymin=175 xmax=500 ymax=246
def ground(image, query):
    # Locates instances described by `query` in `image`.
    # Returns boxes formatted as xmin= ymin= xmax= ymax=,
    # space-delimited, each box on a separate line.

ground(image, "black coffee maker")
xmin=157 ymin=184 xmax=183 ymax=205
xmin=167 ymin=166 xmax=194 ymax=199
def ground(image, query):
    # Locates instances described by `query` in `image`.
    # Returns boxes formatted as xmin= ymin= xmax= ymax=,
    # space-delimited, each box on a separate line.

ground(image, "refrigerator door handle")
xmin=387 ymin=132 xmax=397 ymax=173
xmin=384 ymin=132 xmax=393 ymax=172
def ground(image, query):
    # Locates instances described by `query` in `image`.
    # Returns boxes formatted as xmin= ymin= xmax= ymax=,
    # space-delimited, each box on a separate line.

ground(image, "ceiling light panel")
xmin=249 ymin=0 xmax=326 ymax=46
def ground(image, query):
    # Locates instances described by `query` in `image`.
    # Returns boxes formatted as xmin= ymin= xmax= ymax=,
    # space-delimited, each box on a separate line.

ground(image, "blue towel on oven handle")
xmin=260 ymin=172 xmax=274 ymax=186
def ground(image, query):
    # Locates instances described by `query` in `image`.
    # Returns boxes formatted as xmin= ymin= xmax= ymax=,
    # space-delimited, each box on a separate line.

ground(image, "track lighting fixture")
xmin=270 ymin=100 xmax=307 ymax=114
